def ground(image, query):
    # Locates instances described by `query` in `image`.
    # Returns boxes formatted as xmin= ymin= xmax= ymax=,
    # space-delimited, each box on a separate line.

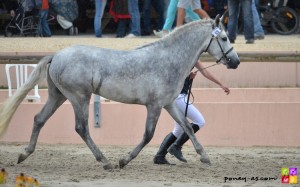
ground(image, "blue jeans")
xmin=228 ymin=0 xmax=254 ymax=40
xmin=94 ymin=0 xmax=107 ymax=37
xmin=163 ymin=0 xmax=199 ymax=31
xmin=213 ymin=0 xmax=227 ymax=16
xmin=142 ymin=0 xmax=165 ymax=33
xmin=39 ymin=9 xmax=51 ymax=36
xmin=128 ymin=0 xmax=141 ymax=36
xmin=252 ymin=0 xmax=264 ymax=36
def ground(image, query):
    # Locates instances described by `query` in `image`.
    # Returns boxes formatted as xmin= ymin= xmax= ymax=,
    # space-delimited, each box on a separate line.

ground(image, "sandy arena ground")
xmin=0 ymin=143 xmax=299 ymax=187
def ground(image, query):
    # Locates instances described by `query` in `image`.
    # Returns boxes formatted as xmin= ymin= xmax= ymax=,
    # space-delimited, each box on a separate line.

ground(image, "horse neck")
xmin=158 ymin=21 xmax=212 ymax=72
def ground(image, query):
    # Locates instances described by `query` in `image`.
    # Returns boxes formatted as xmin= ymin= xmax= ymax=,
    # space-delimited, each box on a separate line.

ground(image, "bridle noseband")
xmin=204 ymin=26 xmax=234 ymax=64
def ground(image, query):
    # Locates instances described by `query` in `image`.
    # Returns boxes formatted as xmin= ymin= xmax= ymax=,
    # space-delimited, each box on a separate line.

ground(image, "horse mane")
xmin=135 ymin=19 xmax=214 ymax=50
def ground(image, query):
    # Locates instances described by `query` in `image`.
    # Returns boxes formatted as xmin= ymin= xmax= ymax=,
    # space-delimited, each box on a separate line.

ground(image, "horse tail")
xmin=0 ymin=55 xmax=53 ymax=138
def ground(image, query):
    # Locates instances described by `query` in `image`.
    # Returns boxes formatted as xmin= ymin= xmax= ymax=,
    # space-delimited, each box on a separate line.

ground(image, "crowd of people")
xmin=94 ymin=0 xmax=270 ymax=44
xmin=1 ymin=0 xmax=299 ymax=41
xmin=96 ymin=0 xmax=223 ymax=38
xmin=94 ymin=0 xmax=300 ymax=44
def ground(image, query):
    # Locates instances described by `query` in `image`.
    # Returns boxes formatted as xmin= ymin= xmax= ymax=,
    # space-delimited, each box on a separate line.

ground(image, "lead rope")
xmin=194 ymin=63 xmax=218 ymax=73
xmin=184 ymin=76 xmax=193 ymax=117
xmin=184 ymin=62 xmax=219 ymax=116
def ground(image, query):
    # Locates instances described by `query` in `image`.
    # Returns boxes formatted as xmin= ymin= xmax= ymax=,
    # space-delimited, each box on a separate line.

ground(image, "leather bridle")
xmin=204 ymin=26 xmax=234 ymax=65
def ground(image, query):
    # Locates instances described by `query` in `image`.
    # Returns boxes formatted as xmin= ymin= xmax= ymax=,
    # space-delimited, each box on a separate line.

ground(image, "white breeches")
xmin=172 ymin=94 xmax=205 ymax=138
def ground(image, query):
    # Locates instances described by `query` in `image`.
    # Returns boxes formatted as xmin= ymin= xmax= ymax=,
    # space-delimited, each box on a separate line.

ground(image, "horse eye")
xmin=222 ymin=37 xmax=227 ymax=42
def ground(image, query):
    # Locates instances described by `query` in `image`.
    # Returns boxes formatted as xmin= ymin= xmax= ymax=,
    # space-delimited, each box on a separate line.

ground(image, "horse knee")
xmin=75 ymin=125 xmax=87 ymax=136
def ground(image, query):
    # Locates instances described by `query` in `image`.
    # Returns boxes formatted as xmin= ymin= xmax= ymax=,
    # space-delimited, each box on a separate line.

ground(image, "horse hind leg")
xmin=119 ymin=104 xmax=162 ymax=168
xmin=70 ymin=95 xmax=114 ymax=170
xmin=164 ymin=102 xmax=211 ymax=165
xmin=18 ymin=87 xmax=67 ymax=164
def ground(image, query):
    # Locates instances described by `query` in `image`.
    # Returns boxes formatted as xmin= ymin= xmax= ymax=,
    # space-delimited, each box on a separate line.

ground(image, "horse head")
xmin=205 ymin=15 xmax=240 ymax=69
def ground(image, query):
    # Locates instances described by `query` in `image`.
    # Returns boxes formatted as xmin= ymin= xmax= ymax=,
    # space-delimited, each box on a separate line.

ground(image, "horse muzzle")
xmin=227 ymin=58 xmax=240 ymax=69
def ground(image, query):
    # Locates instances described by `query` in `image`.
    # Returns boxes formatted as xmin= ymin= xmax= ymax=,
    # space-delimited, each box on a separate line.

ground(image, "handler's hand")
xmin=189 ymin=71 xmax=197 ymax=80
xmin=221 ymin=85 xmax=230 ymax=95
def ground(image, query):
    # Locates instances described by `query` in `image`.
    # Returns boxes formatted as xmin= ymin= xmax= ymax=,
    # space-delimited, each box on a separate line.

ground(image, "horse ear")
xmin=220 ymin=13 xmax=224 ymax=23
xmin=215 ymin=14 xmax=220 ymax=27
xmin=220 ymin=10 xmax=228 ymax=24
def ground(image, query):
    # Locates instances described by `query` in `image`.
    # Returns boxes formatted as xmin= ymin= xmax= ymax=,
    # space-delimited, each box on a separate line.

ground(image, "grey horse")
xmin=0 ymin=16 xmax=240 ymax=170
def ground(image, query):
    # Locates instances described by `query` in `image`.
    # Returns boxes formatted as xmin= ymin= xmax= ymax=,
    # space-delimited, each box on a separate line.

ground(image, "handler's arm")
xmin=195 ymin=60 xmax=230 ymax=95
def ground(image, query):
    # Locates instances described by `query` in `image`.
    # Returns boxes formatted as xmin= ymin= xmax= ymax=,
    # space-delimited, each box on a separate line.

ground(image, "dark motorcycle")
xmin=259 ymin=0 xmax=299 ymax=35
xmin=222 ymin=0 xmax=299 ymax=35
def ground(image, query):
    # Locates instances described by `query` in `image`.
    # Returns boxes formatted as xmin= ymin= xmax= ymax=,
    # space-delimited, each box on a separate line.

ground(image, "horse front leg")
xmin=164 ymin=102 xmax=211 ymax=165
xmin=18 ymin=93 xmax=66 ymax=164
xmin=119 ymin=104 xmax=162 ymax=168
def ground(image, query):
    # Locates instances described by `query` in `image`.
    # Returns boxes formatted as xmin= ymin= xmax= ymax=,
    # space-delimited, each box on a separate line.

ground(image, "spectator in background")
xmin=252 ymin=0 xmax=264 ymax=40
xmin=127 ymin=0 xmax=141 ymax=37
xmin=141 ymin=0 xmax=165 ymax=36
xmin=227 ymin=0 xmax=254 ymax=44
xmin=38 ymin=0 xmax=51 ymax=37
xmin=213 ymin=0 xmax=227 ymax=16
xmin=94 ymin=0 xmax=107 ymax=37
xmin=176 ymin=0 xmax=210 ymax=27
xmin=109 ymin=0 xmax=131 ymax=37
xmin=164 ymin=0 xmax=170 ymax=18
xmin=154 ymin=0 xmax=200 ymax=38
xmin=51 ymin=0 xmax=79 ymax=35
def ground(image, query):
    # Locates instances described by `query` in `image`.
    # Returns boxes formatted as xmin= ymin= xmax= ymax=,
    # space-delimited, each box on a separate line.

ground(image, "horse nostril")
xmin=233 ymin=62 xmax=240 ymax=69
xmin=228 ymin=61 xmax=239 ymax=69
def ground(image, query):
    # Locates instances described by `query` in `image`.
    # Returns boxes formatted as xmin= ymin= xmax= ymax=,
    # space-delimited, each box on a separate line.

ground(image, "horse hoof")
xmin=103 ymin=163 xmax=114 ymax=170
xmin=200 ymin=157 xmax=211 ymax=166
xmin=17 ymin=154 xmax=27 ymax=164
xmin=119 ymin=159 xmax=128 ymax=169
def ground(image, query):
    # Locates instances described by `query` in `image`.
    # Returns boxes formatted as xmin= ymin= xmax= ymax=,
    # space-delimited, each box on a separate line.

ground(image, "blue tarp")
xmin=49 ymin=0 xmax=78 ymax=22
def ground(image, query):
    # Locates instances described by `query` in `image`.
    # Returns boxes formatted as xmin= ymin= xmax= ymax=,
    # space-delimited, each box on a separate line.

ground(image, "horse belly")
xmin=98 ymin=77 xmax=178 ymax=106
xmin=98 ymin=82 xmax=151 ymax=104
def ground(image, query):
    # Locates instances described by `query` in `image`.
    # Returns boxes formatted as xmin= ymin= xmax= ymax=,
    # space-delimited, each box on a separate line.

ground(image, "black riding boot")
xmin=167 ymin=123 xmax=200 ymax=162
xmin=153 ymin=132 xmax=177 ymax=165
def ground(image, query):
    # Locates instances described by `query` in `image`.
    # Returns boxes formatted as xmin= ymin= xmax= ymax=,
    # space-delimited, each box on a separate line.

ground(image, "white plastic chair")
xmin=5 ymin=64 xmax=40 ymax=102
